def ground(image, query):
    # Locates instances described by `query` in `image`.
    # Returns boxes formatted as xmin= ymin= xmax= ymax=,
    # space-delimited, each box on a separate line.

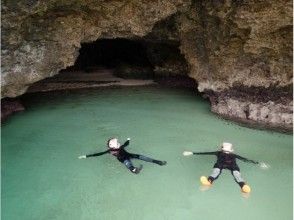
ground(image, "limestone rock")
xmin=2 ymin=0 xmax=190 ymax=97
xmin=1 ymin=0 xmax=292 ymax=131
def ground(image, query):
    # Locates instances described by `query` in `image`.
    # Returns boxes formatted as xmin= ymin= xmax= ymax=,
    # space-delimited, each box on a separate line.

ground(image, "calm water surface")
xmin=2 ymin=87 xmax=293 ymax=220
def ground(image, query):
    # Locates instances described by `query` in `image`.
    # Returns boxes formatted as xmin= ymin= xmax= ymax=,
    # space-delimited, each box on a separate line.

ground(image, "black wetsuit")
xmin=86 ymin=140 xmax=166 ymax=173
xmin=194 ymin=151 xmax=258 ymax=187
xmin=194 ymin=151 xmax=258 ymax=170
xmin=86 ymin=140 xmax=131 ymax=162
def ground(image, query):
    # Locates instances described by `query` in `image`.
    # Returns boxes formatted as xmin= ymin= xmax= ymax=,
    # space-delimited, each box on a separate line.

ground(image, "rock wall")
xmin=178 ymin=0 xmax=292 ymax=90
xmin=1 ymin=99 xmax=25 ymax=122
xmin=2 ymin=0 xmax=190 ymax=97
xmin=176 ymin=0 xmax=292 ymax=130
xmin=1 ymin=0 xmax=292 ymax=131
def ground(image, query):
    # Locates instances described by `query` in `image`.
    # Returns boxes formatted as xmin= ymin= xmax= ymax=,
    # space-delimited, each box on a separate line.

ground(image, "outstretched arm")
xmin=235 ymin=154 xmax=259 ymax=164
xmin=183 ymin=151 xmax=218 ymax=156
xmin=193 ymin=151 xmax=218 ymax=155
xmin=78 ymin=149 xmax=110 ymax=159
xmin=120 ymin=138 xmax=130 ymax=149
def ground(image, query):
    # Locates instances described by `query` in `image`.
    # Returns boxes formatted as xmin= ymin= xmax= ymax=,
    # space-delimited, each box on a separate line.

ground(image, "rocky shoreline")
xmin=1 ymin=99 xmax=25 ymax=122
xmin=2 ymin=73 xmax=292 ymax=133
xmin=214 ymin=113 xmax=292 ymax=134
xmin=203 ymin=85 xmax=293 ymax=133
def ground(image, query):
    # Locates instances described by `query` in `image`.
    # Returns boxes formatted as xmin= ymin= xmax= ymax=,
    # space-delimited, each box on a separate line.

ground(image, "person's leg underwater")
xmin=201 ymin=167 xmax=222 ymax=186
xmin=131 ymin=154 xmax=167 ymax=166
xmin=231 ymin=170 xmax=251 ymax=193
xmin=123 ymin=159 xmax=143 ymax=174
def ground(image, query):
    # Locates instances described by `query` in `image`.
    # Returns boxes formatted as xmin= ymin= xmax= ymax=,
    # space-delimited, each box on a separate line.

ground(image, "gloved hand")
xmin=78 ymin=155 xmax=86 ymax=159
xmin=127 ymin=138 xmax=131 ymax=141
xmin=183 ymin=151 xmax=193 ymax=156
xmin=259 ymin=162 xmax=270 ymax=169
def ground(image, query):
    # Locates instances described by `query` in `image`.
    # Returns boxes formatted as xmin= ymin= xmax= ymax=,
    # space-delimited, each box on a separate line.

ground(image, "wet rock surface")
xmin=205 ymin=85 xmax=293 ymax=131
xmin=1 ymin=99 xmax=25 ymax=122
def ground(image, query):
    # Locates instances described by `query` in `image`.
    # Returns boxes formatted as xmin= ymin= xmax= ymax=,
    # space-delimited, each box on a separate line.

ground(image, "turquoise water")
xmin=2 ymin=86 xmax=293 ymax=220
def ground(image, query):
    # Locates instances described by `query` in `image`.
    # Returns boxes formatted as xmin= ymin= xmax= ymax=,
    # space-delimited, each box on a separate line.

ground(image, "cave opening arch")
xmin=27 ymin=37 xmax=197 ymax=93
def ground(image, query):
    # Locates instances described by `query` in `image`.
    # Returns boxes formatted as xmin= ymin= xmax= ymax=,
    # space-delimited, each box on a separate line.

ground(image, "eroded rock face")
xmin=176 ymin=0 xmax=292 ymax=130
xmin=1 ymin=0 xmax=292 ymax=131
xmin=205 ymin=85 xmax=293 ymax=131
xmin=178 ymin=0 xmax=292 ymax=91
xmin=2 ymin=0 xmax=190 ymax=97
xmin=1 ymin=99 xmax=25 ymax=122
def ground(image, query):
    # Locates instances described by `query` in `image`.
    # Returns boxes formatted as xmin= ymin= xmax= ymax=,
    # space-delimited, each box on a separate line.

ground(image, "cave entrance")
xmin=66 ymin=38 xmax=154 ymax=79
xmin=65 ymin=37 xmax=192 ymax=81
xmin=28 ymin=38 xmax=196 ymax=93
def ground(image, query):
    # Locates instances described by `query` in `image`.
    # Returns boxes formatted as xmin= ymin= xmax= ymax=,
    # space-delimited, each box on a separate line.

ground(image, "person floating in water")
xmin=183 ymin=142 xmax=268 ymax=193
xmin=79 ymin=138 xmax=167 ymax=174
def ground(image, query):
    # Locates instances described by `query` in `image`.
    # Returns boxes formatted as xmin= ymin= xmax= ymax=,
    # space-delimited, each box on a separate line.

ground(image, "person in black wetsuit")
xmin=183 ymin=142 xmax=266 ymax=193
xmin=78 ymin=138 xmax=167 ymax=174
